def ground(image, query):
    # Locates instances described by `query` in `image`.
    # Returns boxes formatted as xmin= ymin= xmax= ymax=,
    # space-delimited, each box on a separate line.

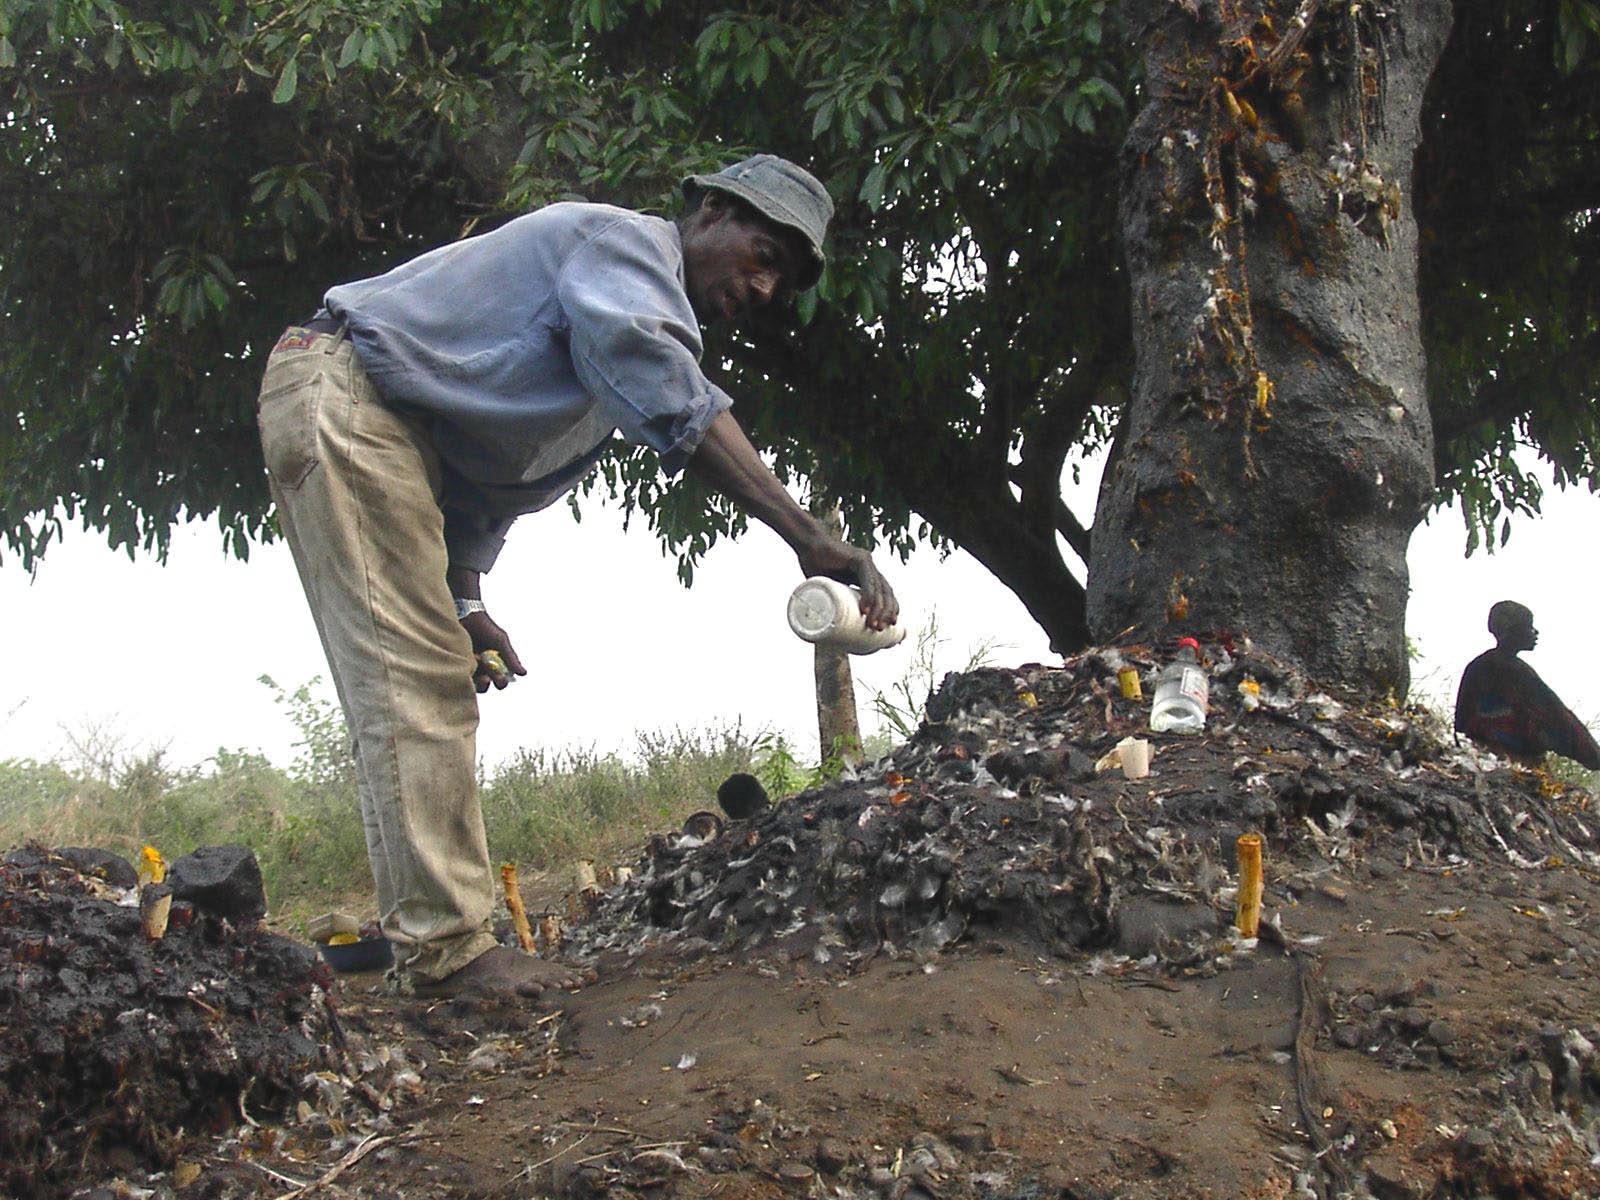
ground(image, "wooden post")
xmin=813 ymin=504 xmax=863 ymax=767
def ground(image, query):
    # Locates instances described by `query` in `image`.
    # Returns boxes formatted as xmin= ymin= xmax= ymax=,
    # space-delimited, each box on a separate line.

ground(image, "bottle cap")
xmin=1176 ymin=637 xmax=1201 ymax=653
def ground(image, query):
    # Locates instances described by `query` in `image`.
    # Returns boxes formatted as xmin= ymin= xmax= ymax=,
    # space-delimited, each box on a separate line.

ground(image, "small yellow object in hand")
xmin=328 ymin=932 xmax=360 ymax=946
xmin=137 ymin=845 xmax=166 ymax=886
xmin=477 ymin=649 xmax=510 ymax=684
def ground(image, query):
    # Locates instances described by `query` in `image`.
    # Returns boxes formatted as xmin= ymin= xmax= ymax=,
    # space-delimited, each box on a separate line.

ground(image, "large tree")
xmin=2 ymin=0 xmax=1596 ymax=691
xmin=1087 ymin=0 xmax=1599 ymax=693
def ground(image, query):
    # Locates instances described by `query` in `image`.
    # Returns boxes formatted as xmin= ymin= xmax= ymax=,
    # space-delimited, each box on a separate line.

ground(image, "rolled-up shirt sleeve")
xmin=556 ymin=219 xmax=733 ymax=475
xmin=442 ymin=500 xmax=517 ymax=575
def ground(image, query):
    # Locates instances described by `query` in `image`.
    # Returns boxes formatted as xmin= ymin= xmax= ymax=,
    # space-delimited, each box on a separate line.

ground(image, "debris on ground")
xmin=0 ymin=845 xmax=344 ymax=1199
xmin=9 ymin=643 xmax=1600 ymax=1199
xmin=570 ymin=643 xmax=1599 ymax=976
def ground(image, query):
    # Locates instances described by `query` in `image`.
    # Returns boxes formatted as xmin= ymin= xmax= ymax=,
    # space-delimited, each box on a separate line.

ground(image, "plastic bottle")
xmin=1149 ymin=637 xmax=1209 ymax=733
xmin=787 ymin=577 xmax=907 ymax=655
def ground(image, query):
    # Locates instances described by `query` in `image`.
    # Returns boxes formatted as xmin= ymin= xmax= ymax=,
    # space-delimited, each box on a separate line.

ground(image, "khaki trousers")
xmin=256 ymin=328 xmax=498 ymax=982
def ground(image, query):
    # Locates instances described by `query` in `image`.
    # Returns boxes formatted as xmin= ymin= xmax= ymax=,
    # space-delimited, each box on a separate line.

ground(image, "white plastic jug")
xmin=787 ymin=577 xmax=906 ymax=655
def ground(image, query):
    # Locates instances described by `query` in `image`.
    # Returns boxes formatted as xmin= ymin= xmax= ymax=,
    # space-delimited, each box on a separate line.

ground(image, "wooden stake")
xmin=139 ymin=882 xmax=173 ymax=941
xmin=500 ymin=862 xmax=536 ymax=953
xmin=1236 ymin=833 xmax=1264 ymax=939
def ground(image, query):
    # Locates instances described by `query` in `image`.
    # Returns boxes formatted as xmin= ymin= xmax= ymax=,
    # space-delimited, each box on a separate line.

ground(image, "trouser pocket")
xmin=257 ymin=350 xmax=325 ymax=491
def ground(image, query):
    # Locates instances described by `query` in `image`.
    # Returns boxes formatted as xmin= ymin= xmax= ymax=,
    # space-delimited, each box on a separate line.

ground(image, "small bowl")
xmin=318 ymin=936 xmax=393 ymax=973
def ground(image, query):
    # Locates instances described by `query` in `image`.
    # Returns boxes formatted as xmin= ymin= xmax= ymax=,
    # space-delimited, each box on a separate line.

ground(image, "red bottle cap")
xmin=1176 ymin=637 xmax=1201 ymax=653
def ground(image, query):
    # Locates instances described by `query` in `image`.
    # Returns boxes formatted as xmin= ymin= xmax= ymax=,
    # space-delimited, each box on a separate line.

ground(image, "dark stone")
xmin=1063 ymin=749 xmax=1098 ymax=782
xmin=1462 ymin=1127 xmax=1494 ymax=1153
xmin=1396 ymin=1006 xmax=1431 ymax=1034
xmin=1367 ymin=1162 xmax=1421 ymax=1200
xmin=1114 ymin=897 xmax=1216 ymax=959
xmin=1350 ymin=992 xmax=1379 ymax=1014
xmin=1427 ymin=1019 xmax=1457 ymax=1047
xmin=946 ymin=1123 xmax=994 ymax=1153
xmin=53 ymin=847 xmax=139 ymax=889
xmin=1333 ymin=1023 xmax=1365 ymax=1050
xmin=779 ymin=1162 xmax=816 ymax=1185
xmin=814 ymin=1138 xmax=851 ymax=1174
xmin=717 ymin=774 xmax=770 ymax=820
xmin=167 ymin=845 xmax=267 ymax=923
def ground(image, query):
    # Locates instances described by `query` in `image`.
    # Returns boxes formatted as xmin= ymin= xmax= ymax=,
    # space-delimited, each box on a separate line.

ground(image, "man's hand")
xmin=799 ymin=537 xmax=899 ymax=631
xmin=460 ymin=609 xmax=527 ymax=693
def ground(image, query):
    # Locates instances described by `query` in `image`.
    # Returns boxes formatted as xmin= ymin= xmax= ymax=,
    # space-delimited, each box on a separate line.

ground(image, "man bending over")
xmin=256 ymin=155 xmax=897 ymax=999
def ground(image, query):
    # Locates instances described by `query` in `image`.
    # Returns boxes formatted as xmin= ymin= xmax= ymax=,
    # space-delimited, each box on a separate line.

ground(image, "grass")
xmin=0 ymin=681 xmax=759 ymax=930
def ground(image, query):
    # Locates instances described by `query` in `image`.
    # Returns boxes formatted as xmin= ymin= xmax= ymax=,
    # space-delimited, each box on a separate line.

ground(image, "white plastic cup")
xmin=1117 ymin=737 xmax=1151 ymax=780
xmin=787 ymin=577 xmax=906 ymax=655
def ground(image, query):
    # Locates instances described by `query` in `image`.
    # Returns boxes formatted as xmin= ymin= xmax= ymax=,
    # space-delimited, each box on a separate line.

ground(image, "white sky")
xmin=1 ymin=451 xmax=1595 ymax=772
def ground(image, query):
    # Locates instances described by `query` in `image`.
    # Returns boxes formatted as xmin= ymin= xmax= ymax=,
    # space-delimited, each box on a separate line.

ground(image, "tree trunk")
xmin=813 ymin=505 xmax=864 ymax=765
xmin=1087 ymin=0 xmax=1454 ymax=695
xmin=815 ymin=644 xmax=862 ymax=764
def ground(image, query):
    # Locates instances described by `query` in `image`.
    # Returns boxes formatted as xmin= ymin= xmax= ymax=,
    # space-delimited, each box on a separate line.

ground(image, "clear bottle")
xmin=1150 ymin=637 xmax=1209 ymax=733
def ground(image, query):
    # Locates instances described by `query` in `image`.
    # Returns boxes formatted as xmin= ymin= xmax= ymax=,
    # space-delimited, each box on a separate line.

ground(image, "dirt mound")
xmin=572 ymin=647 xmax=1594 ymax=973
xmin=0 ymin=846 xmax=345 ymax=1198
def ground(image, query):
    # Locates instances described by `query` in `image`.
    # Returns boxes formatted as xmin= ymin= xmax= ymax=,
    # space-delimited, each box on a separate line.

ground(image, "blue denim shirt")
xmin=324 ymin=203 xmax=732 ymax=572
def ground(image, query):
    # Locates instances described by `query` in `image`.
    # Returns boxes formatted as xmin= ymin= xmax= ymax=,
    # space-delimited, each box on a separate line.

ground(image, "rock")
xmin=904 ymin=1133 xmax=959 ymax=1178
xmin=1367 ymin=1161 xmax=1421 ymax=1200
xmin=695 ymin=1146 xmax=740 ymax=1172
xmin=1350 ymin=992 xmax=1379 ymax=1014
xmin=55 ymin=847 xmax=139 ymax=889
xmin=717 ymin=774 xmax=770 ymax=820
xmin=1114 ymin=897 xmax=1216 ymax=959
xmin=1395 ymin=1006 xmax=1431 ymax=1035
xmin=946 ymin=1123 xmax=994 ymax=1154
xmin=1426 ymin=1019 xmax=1456 ymax=1047
xmin=168 ymin=845 xmax=267 ymax=922
xmin=1461 ymin=1127 xmax=1494 ymax=1153
xmin=1333 ymin=1022 xmax=1365 ymax=1050
xmin=814 ymin=1138 xmax=851 ymax=1174
xmin=778 ymin=1162 xmax=816 ymax=1185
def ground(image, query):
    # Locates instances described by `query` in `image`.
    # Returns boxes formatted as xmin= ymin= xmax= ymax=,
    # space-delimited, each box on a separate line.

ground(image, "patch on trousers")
xmin=273 ymin=327 xmax=322 ymax=352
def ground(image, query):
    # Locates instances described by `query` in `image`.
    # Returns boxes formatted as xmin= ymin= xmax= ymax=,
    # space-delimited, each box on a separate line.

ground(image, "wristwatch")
xmin=454 ymin=598 xmax=487 ymax=621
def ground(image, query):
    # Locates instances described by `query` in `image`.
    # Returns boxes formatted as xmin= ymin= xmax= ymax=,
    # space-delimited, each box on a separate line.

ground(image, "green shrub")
xmin=0 ymin=684 xmax=759 ymax=925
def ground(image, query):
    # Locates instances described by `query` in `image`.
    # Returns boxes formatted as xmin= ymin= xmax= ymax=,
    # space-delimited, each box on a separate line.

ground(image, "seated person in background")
xmin=1455 ymin=600 xmax=1600 ymax=770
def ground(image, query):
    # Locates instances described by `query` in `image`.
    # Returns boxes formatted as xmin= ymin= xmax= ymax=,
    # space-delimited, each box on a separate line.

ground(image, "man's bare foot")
xmin=412 ymin=946 xmax=595 ymax=1000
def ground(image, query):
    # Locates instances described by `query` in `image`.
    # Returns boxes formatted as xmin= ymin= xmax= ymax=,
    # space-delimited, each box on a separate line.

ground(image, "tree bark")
xmin=1088 ymin=0 xmax=1454 ymax=695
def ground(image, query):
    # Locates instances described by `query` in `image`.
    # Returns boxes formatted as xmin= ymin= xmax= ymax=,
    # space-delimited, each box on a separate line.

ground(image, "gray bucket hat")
xmin=682 ymin=154 xmax=832 ymax=290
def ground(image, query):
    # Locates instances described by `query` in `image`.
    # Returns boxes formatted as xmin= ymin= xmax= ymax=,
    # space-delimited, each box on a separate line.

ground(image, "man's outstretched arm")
xmin=685 ymin=410 xmax=899 ymax=630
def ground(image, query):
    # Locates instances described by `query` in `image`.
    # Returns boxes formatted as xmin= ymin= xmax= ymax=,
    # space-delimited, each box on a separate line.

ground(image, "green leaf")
xmin=271 ymin=55 xmax=298 ymax=104
xmin=201 ymin=275 xmax=229 ymax=311
xmin=861 ymin=160 xmax=888 ymax=209
xmin=0 ymin=36 xmax=13 ymax=69
xmin=811 ymin=96 xmax=836 ymax=139
xmin=338 ymin=29 xmax=364 ymax=69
